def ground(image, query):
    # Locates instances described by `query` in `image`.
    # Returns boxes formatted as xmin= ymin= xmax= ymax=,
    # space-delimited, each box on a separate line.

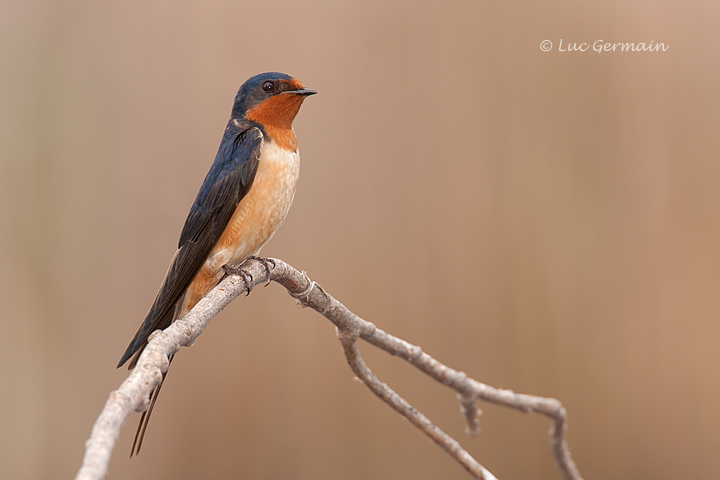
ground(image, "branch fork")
xmin=75 ymin=258 xmax=583 ymax=480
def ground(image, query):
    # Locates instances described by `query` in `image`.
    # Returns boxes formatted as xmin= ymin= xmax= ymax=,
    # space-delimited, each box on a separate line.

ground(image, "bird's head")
xmin=232 ymin=72 xmax=316 ymax=129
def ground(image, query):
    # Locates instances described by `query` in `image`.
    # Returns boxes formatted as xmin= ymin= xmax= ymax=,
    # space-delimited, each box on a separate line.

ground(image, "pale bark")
xmin=75 ymin=258 xmax=582 ymax=480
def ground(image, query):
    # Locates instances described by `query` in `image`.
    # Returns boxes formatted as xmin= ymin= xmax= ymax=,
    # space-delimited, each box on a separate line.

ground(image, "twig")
xmin=75 ymin=258 xmax=582 ymax=480
xmin=274 ymin=259 xmax=582 ymax=480
xmin=338 ymin=330 xmax=496 ymax=480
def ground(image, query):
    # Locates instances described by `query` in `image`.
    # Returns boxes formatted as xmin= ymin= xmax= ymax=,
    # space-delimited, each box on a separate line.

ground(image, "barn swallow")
xmin=117 ymin=72 xmax=315 ymax=455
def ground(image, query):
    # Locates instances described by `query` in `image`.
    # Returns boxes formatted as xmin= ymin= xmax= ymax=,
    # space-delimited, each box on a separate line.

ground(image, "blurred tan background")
xmin=2 ymin=0 xmax=719 ymax=479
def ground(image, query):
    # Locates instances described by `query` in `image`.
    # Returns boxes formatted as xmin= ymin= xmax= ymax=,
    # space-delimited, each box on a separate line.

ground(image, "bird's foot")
xmin=223 ymin=264 xmax=255 ymax=296
xmin=246 ymin=256 xmax=276 ymax=287
xmin=223 ymin=257 xmax=275 ymax=295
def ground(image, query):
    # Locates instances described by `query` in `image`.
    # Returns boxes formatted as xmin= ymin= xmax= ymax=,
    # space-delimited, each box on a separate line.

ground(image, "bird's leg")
xmin=245 ymin=256 xmax=276 ymax=286
xmin=222 ymin=264 xmax=254 ymax=296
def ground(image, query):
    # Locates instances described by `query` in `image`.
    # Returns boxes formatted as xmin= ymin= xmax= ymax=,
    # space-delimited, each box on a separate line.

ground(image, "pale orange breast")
xmin=177 ymin=138 xmax=301 ymax=316
xmin=211 ymin=137 xmax=300 ymax=267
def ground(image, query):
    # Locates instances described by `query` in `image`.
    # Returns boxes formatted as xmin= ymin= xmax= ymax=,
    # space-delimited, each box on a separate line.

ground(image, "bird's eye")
xmin=262 ymin=81 xmax=275 ymax=92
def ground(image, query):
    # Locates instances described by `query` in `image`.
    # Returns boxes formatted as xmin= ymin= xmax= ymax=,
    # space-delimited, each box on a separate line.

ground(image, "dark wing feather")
xmin=117 ymin=123 xmax=263 ymax=368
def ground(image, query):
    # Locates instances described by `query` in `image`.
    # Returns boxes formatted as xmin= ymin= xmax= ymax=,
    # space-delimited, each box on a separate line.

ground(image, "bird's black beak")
xmin=290 ymin=88 xmax=317 ymax=96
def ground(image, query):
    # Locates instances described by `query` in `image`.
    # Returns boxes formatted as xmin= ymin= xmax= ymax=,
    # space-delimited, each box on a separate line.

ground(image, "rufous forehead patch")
xmin=289 ymin=78 xmax=305 ymax=90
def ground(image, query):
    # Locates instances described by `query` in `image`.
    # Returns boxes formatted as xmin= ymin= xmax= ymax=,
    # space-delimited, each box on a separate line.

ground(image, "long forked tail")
xmin=130 ymin=354 xmax=176 ymax=457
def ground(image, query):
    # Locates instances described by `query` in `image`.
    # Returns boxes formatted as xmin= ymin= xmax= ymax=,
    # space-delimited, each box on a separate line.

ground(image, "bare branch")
xmin=76 ymin=258 xmax=582 ymax=480
xmin=338 ymin=331 xmax=496 ymax=480
xmin=458 ymin=393 xmax=482 ymax=437
xmin=271 ymin=259 xmax=583 ymax=480
xmin=75 ymin=273 xmax=254 ymax=480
